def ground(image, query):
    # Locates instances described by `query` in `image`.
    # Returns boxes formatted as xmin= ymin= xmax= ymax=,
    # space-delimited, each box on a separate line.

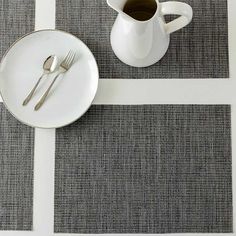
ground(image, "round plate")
xmin=0 ymin=30 xmax=99 ymax=128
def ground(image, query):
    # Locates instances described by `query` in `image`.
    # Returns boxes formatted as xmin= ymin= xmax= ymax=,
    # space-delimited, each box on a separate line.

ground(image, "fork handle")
xmin=34 ymin=72 xmax=62 ymax=111
xmin=23 ymin=74 xmax=44 ymax=106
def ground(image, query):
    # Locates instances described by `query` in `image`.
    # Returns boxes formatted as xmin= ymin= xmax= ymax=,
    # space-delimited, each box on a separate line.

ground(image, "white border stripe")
xmin=94 ymin=79 xmax=235 ymax=105
xmin=35 ymin=0 xmax=56 ymax=30
xmin=228 ymin=0 xmax=236 ymax=78
xmin=33 ymin=0 xmax=56 ymax=234
xmin=0 ymin=233 xmax=229 ymax=236
xmin=33 ymin=129 xmax=55 ymax=233
xmin=232 ymin=106 xmax=236 ymax=233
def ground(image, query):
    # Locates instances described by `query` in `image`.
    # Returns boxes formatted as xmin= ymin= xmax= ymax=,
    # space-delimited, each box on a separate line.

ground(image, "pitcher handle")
xmin=161 ymin=1 xmax=193 ymax=34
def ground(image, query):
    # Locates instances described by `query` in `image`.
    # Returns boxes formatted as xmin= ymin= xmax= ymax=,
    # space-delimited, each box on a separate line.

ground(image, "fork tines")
xmin=61 ymin=50 xmax=76 ymax=69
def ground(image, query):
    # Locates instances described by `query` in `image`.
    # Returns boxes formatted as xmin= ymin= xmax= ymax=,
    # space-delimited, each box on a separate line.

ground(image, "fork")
xmin=34 ymin=50 xmax=76 ymax=111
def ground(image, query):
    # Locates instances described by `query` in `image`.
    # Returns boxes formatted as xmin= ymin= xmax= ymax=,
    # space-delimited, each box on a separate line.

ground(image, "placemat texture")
xmin=56 ymin=0 xmax=229 ymax=79
xmin=0 ymin=104 xmax=34 ymax=230
xmin=55 ymin=105 xmax=232 ymax=233
xmin=0 ymin=0 xmax=35 ymax=59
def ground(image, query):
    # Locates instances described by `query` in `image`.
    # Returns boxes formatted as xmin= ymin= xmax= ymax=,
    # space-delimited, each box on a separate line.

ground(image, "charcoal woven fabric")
xmin=55 ymin=105 xmax=232 ymax=233
xmin=0 ymin=104 xmax=34 ymax=230
xmin=56 ymin=0 xmax=229 ymax=78
xmin=0 ymin=0 xmax=35 ymax=59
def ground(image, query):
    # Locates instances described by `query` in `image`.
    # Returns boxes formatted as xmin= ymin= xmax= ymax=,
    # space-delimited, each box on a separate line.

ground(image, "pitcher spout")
xmin=107 ymin=0 xmax=127 ymax=13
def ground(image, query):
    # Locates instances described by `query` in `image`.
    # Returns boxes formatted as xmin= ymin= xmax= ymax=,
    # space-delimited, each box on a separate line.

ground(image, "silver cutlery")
xmin=34 ymin=50 xmax=76 ymax=111
xmin=23 ymin=55 xmax=57 ymax=106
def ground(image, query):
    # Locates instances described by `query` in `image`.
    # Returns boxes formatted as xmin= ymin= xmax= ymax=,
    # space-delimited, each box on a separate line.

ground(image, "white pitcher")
xmin=107 ymin=0 xmax=193 ymax=67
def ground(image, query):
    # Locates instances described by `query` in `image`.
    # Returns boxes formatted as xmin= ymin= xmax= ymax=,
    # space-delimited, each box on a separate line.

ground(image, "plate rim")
xmin=0 ymin=29 xmax=99 ymax=129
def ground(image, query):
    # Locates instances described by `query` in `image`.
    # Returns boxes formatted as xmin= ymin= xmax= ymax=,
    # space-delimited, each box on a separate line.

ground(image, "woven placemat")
xmin=0 ymin=0 xmax=35 ymax=59
xmin=55 ymin=105 xmax=232 ymax=233
xmin=0 ymin=104 xmax=34 ymax=230
xmin=56 ymin=0 xmax=229 ymax=79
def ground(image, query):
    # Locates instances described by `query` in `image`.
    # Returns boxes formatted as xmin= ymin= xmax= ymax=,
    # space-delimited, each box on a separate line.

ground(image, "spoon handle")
xmin=34 ymin=72 xmax=62 ymax=111
xmin=22 ymin=73 xmax=45 ymax=106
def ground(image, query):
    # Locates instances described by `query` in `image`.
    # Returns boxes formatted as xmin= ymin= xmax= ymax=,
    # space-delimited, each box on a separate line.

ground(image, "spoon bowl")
xmin=22 ymin=55 xmax=58 ymax=106
xmin=43 ymin=55 xmax=58 ymax=73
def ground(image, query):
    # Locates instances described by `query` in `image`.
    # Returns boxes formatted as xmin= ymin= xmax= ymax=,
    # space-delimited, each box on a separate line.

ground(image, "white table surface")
xmin=0 ymin=0 xmax=235 ymax=235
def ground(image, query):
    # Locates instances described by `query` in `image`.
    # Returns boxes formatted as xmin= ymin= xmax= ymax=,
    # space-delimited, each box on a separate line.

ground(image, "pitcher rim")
xmin=109 ymin=0 xmax=161 ymax=24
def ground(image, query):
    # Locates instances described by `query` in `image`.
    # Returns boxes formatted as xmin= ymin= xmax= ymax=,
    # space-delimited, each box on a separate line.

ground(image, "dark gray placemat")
xmin=0 ymin=0 xmax=35 ymax=230
xmin=55 ymin=105 xmax=232 ymax=233
xmin=56 ymin=0 xmax=229 ymax=79
xmin=0 ymin=0 xmax=35 ymax=59
xmin=0 ymin=104 xmax=34 ymax=230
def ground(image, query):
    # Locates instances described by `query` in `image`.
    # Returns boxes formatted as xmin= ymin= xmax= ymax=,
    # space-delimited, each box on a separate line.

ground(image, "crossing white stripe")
xmin=232 ymin=106 xmax=236 ymax=233
xmin=35 ymin=0 xmax=56 ymax=30
xmin=33 ymin=0 xmax=56 ymax=235
xmin=33 ymin=128 xmax=55 ymax=234
xmin=94 ymin=79 xmax=235 ymax=105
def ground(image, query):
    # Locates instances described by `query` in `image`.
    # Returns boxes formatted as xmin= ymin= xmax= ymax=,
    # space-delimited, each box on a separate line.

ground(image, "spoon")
xmin=22 ymin=55 xmax=58 ymax=106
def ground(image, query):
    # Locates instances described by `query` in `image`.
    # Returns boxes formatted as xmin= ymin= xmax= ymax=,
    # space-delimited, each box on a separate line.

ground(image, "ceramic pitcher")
xmin=107 ymin=0 xmax=193 ymax=67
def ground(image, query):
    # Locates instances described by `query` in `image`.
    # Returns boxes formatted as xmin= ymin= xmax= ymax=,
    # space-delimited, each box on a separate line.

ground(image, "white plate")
xmin=0 ymin=30 xmax=99 ymax=128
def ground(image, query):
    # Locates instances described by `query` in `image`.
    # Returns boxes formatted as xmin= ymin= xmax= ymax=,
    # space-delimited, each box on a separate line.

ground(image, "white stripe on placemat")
xmin=33 ymin=0 xmax=56 ymax=235
xmin=94 ymin=79 xmax=235 ymax=105
xmin=35 ymin=0 xmax=55 ymax=30
xmin=33 ymin=128 xmax=55 ymax=234
xmin=232 ymin=106 xmax=236 ymax=233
